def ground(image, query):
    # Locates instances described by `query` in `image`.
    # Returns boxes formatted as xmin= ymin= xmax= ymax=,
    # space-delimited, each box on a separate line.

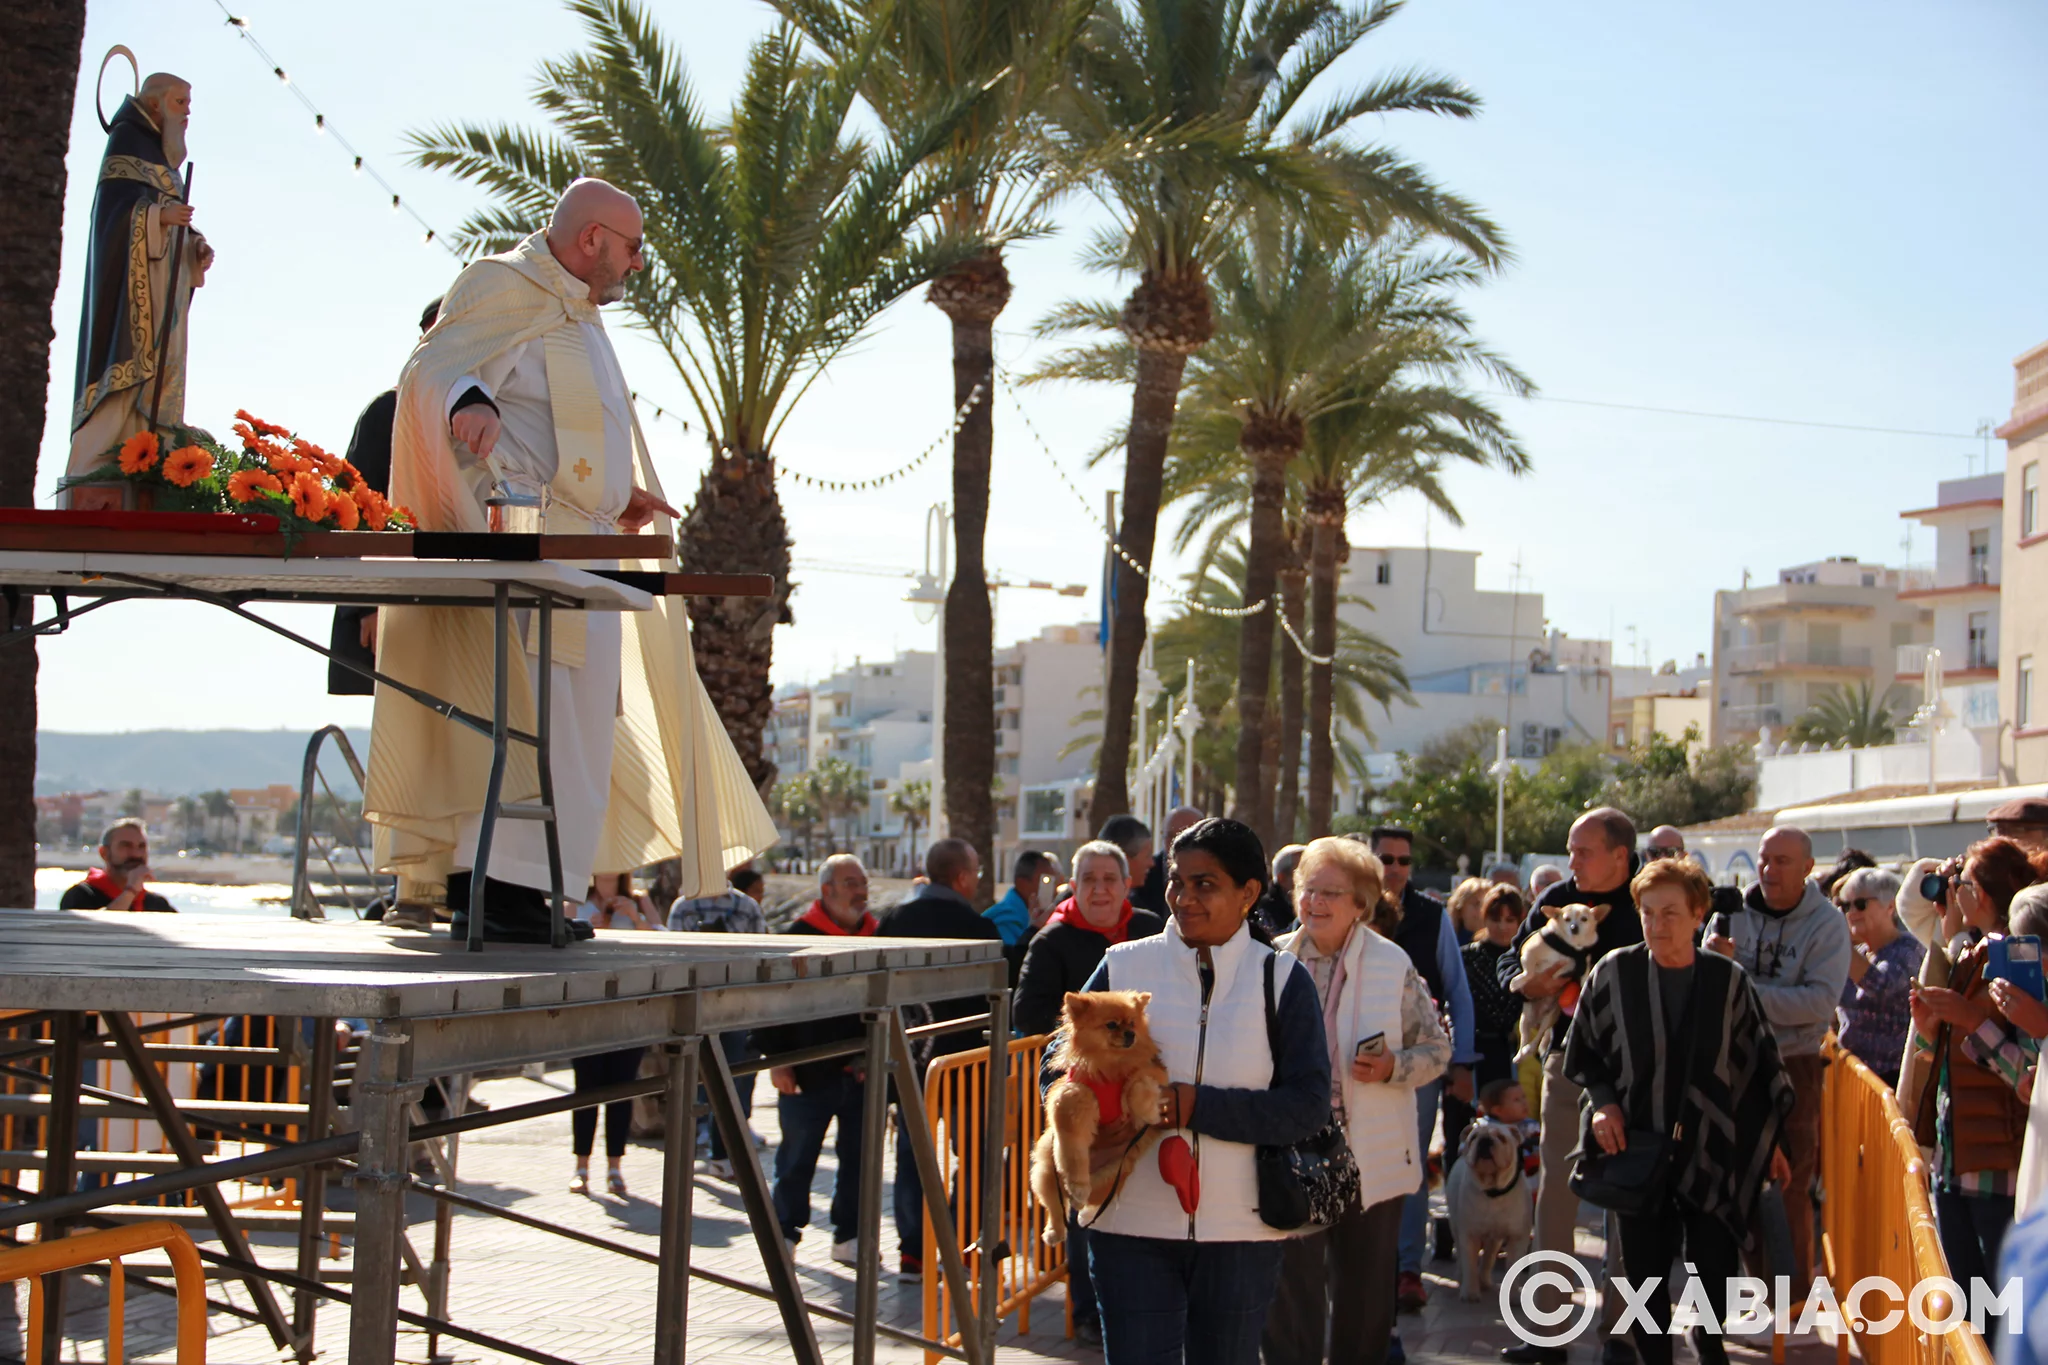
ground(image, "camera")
xmin=1920 ymin=860 xmax=1958 ymax=907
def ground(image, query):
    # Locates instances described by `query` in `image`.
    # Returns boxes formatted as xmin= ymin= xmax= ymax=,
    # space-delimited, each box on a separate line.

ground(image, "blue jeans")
xmin=1089 ymin=1231 xmax=1285 ymax=1365
xmin=895 ymin=1108 xmax=971 ymax=1261
xmin=698 ymin=1031 xmax=756 ymax=1160
xmin=1936 ymin=1187 xmax=2017 ymax=1318
xmin=1398 ymin=1077 xmax=1445 ymax=1274
xmin=771 ymin=1071 xmax=865 ymax=1243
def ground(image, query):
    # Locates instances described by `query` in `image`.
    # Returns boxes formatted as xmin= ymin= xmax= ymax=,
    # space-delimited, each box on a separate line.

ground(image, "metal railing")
xmin=1819 ymin=1037 xmax=1994 ymax=1365
xmin=1727 ymin=643 xmax=1875 ymax=674
xmin=290 ymin=725 xmax=383 ymax=921
xmin=921 ymin=1034 xmax=1065 ymax=1365
xmin=4 ymin=1221 xmax=208 ymax=1365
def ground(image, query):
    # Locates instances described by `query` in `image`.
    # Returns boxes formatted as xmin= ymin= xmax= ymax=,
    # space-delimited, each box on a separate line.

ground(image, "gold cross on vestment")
xmin=572 ymin=458 xmax=593 ymax=482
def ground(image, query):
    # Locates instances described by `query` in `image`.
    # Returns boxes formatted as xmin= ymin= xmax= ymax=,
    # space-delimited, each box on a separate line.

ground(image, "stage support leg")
xmin=888 ymin=1013 xmax=988 ymax=1365
xmin=38 ymin=1012 xmax=82 ymax=1365
xmin=294 ymin=1017 xmax=338 ymax=1362
xmin=348 ymin=1024 xmax=422 ymax=1365
xmin=653 ymin=1038 xmax=701 ymax=1365
xmin=852 ymin=1012 xmax=890 ymax=1365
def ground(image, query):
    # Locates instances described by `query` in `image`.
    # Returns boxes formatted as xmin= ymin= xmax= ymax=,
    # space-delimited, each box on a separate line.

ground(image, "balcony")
xmin=1897 ymin=643 xmax=1997 ymax=679
xmin=1722 ymin=704 xmax=1784 ymax=732
xmin=998 ymin=729 xmax=1022 ymax=756
xmin=1725 ymin=643 xmax=1873 ymax=675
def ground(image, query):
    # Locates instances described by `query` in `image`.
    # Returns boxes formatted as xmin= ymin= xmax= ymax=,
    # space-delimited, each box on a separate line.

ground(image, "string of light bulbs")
xmin=780 ymin=382 xmax=985 ymax=493
xmin=208 ymin=0 xmax=462 ymax=258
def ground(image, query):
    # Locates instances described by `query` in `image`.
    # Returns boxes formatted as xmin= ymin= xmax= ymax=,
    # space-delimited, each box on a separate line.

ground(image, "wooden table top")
xmin=0 ymin=910 xmax=1002 ymax=1020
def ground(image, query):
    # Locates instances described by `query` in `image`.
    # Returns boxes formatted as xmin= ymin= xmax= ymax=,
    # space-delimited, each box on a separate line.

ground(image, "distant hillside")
xmin=36 ymin=730 xmax=370 ymax=797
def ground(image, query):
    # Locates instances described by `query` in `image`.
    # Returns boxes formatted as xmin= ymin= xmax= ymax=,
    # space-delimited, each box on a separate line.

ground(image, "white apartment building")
xmin=994 ymin=622 xmax=1105 ymax=872
xmin=1334 ymin=546 xmax=1632 ymax=784
xmin=1709 ymin=558 xmax=1932 ymax=747
xmin=1899 ymin=474 xmax=2003 ymax=752
xmin=1999 ymin=338 xmax=2048 ymax=785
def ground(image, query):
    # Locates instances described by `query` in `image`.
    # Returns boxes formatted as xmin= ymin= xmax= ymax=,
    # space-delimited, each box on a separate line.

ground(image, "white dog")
xmin=1444 ymin=1119 xmax=1533 ymax=1301
xmin=1508 ymin=901 xmax=1609 ymax=1062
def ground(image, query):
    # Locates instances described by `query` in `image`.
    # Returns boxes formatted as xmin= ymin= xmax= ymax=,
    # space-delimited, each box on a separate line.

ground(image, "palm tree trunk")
xmin=1091 ymin=273 xmax=1211 ymax=830
xmin=682 ymin=447 xmax=792 ymax=793
xmin=1228 ymin=436 xmax=1293 ymax=846
xmin=1306 ymin=513 xmax=1342 ymax=837
xmin=931 ymin=251 xmax=1009 ymax=900
xmin=0 ymin=2 xmax=83 ymax=908
xmin=1274 ymin=552 xmax=1307 ymax=842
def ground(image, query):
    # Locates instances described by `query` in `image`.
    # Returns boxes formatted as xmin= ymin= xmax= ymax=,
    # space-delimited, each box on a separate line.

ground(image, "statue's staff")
xmin=146 ymin=161 xmax=194 ymax=438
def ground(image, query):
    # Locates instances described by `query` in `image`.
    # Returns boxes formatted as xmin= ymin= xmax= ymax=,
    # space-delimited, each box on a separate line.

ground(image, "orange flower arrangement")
xmin=329 ymin=490 xmax=361 ymax=530
xmin=227 ymin=468 xmax=283 ymax=504
xmin=162 ymin=445 xmax=213 ymax=488
xmin=117 ymin=430 xmax=160 ymax=475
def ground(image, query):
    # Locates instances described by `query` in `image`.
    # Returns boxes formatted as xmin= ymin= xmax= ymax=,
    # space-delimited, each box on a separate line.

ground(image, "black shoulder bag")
xmin=1256 ymin=952 xmax=1362 ymax=1230
xmin=1568 ymin=965 xmax=1698 ymax=1218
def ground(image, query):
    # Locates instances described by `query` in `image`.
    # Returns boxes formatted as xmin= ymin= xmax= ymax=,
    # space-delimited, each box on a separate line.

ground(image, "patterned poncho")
xmin=1562 ymin=944 xmax=1795 ymax=1246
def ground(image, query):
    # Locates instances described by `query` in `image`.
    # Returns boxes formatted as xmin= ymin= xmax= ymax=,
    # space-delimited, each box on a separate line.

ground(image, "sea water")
xmin=33 ymin=866 xmax=293 ymax=916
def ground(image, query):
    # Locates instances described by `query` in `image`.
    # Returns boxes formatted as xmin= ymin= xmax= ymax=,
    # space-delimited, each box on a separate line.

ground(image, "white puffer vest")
xmin=1088 ymin=919 xmax=1300 ymax=1243
xmin=1280 ymin=923 xmax=1422 ymax=1211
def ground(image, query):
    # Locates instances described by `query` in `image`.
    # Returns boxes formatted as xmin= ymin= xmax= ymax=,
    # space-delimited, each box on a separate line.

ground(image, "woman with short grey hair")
xmin=1835 ymin=866 xmax=1921 ymax=1086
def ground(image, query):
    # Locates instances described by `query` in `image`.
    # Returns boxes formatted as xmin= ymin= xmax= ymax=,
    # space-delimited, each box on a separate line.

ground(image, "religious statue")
xmin=65 ymin=56 xmax=214 ymax=508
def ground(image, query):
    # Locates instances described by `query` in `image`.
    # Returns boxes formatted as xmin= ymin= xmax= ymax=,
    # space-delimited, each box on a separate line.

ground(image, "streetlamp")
xmin=906 ymin=504 xmax=950 ymax=842
xmin=1490 ymin=726 xmax=1509 ymax=870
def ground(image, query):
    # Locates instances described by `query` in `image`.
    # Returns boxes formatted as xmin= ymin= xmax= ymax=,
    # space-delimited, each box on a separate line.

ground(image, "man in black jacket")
xmin=1497 ymin=807 xmax=1645 ymax=1365
xmin=878 ymin=838 xmax=1002 ymax=1275
xmin=751 ymin=854 xmax=877 ymax=1262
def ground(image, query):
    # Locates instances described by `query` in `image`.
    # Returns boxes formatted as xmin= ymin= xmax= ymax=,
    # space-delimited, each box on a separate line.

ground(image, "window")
xmin=1757 ymin=682 xmax=1776 ymax=705
xmin=2022 ymin=656 xmax=2036 ymax=730
xmin=1891 ymin=622 xmax=1915 ymax=648
xmin=1970 ymin=528 xmax=1992 ymax=585
xmin=2026 ymin=464 xmax=2040 ymax=539
xmin=1968 ymin=612 xmax=1991 ymax=670
xmin=1807 ymin=622 xmax=1842 ymax=665
xmin=1375 ymin=560 xmax=1391 ymax=585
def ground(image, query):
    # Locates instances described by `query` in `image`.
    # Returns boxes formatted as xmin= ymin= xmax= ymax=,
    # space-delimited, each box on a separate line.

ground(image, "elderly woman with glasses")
xmin=1908 ymin=837 xmax=2048 ymax=1301
xmin=1832 ymin=869 xmax=1923 ymax=1086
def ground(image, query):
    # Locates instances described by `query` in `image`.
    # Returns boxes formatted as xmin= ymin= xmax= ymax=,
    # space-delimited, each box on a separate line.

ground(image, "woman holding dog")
xmin=1563 ymin=858 xmax=1794 ymax=1365
xmin=1075 ymin=817 xmax=1331 ymax=1365
xmin=1262 ymin=836 xmax=1450 ymax=1365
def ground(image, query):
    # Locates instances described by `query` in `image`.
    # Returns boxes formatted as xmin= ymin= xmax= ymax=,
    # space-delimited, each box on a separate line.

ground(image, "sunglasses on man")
xmin=1378 ymin=854 xmax=1413 ymax=866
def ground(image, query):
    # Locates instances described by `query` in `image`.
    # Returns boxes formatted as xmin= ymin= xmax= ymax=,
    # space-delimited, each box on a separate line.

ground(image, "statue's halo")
xmin=96 ymin=45 xmax=140 ymax=133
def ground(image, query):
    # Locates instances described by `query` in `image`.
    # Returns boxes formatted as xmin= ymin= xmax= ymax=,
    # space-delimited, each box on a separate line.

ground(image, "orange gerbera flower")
xmin=291 ymin=438 xmax=339 ymax=474
xmin=117 ymin=430 xmax=160 ymax=475
xmin=162 ymin=445 xmax=213 ymax=488
xmin=329 ymin=490 xmax=361 ymax=530
xmin=350 ymin=483 xmax=390 ymax=531
xmin=227 ymin=468 xmax=283 ymax=504
xmin=234 ymin=409 xmax=291 ymax=438
xmin=289 ymin=470 xmax=329 ymax=522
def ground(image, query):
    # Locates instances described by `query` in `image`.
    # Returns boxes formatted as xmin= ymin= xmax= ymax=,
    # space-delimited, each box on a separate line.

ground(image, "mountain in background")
xmin=36 ymin=730 xmax=369 ymax=797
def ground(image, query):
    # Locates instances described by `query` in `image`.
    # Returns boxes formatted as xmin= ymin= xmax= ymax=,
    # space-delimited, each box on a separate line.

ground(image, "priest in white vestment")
xmin=363 ymin=179 xmax=775 ymax=942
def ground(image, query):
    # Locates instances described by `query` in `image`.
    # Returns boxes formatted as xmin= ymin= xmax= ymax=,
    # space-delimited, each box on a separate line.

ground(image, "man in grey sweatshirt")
xmin=1705 ymin=824 xmax=1851 ymax=1302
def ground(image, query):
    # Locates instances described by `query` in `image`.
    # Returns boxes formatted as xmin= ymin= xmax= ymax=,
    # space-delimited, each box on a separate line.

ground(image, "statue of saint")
xmin=64 ymin=69 xmax=214 ymax=507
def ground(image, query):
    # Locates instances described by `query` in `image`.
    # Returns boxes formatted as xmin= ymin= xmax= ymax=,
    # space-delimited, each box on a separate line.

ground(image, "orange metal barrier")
xmin=1 ymin=1220 xmax=207 ymax=1365
xmin=922 ymin=1033 xmax=1063 ymax=1365
xmin=1820 ymin=1038 xmax=1996 ymax=1365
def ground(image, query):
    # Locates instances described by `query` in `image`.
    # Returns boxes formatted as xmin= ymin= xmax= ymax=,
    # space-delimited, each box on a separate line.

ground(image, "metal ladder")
xmin=288 ymin=725 xmax=386 ymax=921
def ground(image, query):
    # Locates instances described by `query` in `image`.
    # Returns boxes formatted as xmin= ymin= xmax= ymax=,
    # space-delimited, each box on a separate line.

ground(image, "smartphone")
xmin=1355 ymin=1033 xmax=1386 ymax=1059
xmin=1988 ymin=935 xmax=2046 ymax=1002
xmin=1709 ymin=911 xmax=1731 ymax=940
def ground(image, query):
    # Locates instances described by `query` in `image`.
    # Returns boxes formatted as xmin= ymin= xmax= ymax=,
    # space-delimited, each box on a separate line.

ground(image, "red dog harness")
xmin=1075 ymin=1067 xmax=1124 ymax=1127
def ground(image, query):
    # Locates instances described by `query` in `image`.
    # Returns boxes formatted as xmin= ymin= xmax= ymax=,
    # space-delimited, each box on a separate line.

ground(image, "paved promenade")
xmin=15 ymin=1068 xmax=1841 ymax=1365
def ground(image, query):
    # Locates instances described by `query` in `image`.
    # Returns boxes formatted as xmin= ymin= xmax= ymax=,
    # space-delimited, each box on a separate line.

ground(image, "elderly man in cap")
xmin=1989 ymin=797 xmax=2048 ymax=853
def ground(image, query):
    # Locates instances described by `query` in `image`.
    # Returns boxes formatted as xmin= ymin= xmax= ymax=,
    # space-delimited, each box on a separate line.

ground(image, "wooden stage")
xmin=0 ymin=911 xmax=1011 ymax=1365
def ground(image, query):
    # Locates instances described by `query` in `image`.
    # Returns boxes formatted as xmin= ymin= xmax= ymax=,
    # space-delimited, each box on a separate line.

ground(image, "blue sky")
xmin=33 ymin=0 xmax=2046 ymax=732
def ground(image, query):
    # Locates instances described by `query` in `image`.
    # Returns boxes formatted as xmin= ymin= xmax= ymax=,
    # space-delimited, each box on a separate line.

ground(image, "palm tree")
xmin=174 ymin=796 xmax=201 ymax=849
xmin=0 ymin=2 xmax=84 ymax=907
xmin=409 ymin=0 xmax=998 ymax=789
xmin=1157 ymin=230 xmax=1529 ymax=837
xmin=202 ymin=790 xmax=237 ymax=850
xmin=1036 ymin=0 xmax=1507 ymax=829
xmin=807 ymin=756 xmax=872 ymax=851
xmin=889 ymin=777 xmax=932 ymax=874
xmin=1788 ymin=681 xmax=1903 ymax=749
xmin=1146 ymin=542 xmax=1410 ymax=821
xmin=772 ymin=0 xmax=1089 ymax=894
xmin=769 ymin=774 xmax=825 ymax=862
xmin=1295 ymin=373 xmax=1525 ymax=832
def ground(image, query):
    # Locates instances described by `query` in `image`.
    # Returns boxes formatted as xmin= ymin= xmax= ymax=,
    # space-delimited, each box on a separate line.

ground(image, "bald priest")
xmin=363 ymin=178 xmax=775 ymax=941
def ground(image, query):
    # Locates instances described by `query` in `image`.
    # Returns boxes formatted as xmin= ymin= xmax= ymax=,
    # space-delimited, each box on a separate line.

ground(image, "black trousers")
xmin=571 ymin=1048 xmax=647 ymax=1159
xmin=1261 ymin=1195 xmax=1403 ymax=1365
xmin=1615 ymin=1201 xmax=1739 ymax=1365
xmin=446 ymin=872 xmax=581 ymax=945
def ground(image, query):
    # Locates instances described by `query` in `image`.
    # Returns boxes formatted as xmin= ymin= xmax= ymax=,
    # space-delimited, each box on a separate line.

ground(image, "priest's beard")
xmin=161 ymin=113 xmax=187 ymax=171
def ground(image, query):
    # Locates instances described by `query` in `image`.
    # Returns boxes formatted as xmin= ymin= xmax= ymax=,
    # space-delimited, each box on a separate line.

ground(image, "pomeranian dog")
xmin=1444 ymin=1120 xmax=1532 ymax=1301
xmin=1030 ymin=990 xmax=1170 ymax=1244
xmin=1508 ymin=901 xmax=1608 ymax=1062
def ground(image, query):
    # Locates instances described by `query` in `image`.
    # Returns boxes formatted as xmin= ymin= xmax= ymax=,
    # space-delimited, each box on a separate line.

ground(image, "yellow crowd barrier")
xmin=1820 ymin=1038 xmax=1996 ymax=1365
xmin=922 ymin=1033 xmax=1065 ymax=1365
xmin=2 ymin=1220 xmax=208 ymax=1365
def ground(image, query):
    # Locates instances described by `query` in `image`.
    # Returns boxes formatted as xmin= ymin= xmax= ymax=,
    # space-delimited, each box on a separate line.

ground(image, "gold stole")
xmin=522 ymin=321 xmax=611 ymax=667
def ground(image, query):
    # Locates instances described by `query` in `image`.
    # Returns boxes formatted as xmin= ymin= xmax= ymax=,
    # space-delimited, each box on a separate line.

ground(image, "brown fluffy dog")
xmin=1030 ymin=990 xmax=1169 ymax=1244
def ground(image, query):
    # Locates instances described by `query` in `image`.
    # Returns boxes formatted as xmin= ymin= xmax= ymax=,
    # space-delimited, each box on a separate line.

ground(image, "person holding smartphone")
xmin=1265 ymin=837 xmax=1449 ymax=1365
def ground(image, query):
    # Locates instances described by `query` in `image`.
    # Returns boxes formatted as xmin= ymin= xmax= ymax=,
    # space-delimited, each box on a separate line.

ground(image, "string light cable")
xmin=209 ymin=2 xmax=460 ymax=257
xmin=988 ymin=367 xmax=1349 ymax=667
